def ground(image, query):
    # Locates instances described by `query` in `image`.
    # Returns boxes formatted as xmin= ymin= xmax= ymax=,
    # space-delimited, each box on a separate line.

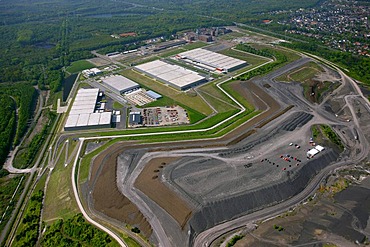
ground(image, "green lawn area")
xmin=218 ymin=32 xmax=245 ymax=40
xmin=182 ymin=41 xmax=208 ymax=50
xmin=219 ymin=48 xmax=270 ymax=65
xmin=198 ymin=90 xmax=238 ymax=113
xmin=0 ymin=175 xmax=26 ymax=233
xmin=66 ymin=60 xmax=94 ymax=74
xmin=311 ymin=125 xmax=344 ymax=151
xmin=113 ymin=101 xmax=124 ymax=110
xmin=43 ymin=139 xmax=79 ymax=224
xmin=121 ymin=69 xmax=212 ymax=115
xmin=129 ymin=55 xmax=160 ymax=66
xmin=252 ymin=44 xmax=301 ymax=63
xmin=199 ymin=82 xmax=239 ymax=106
xmin=276 ymin=62 xmax=323 ymax=82
xmin=122 ymin=236 xmax=141 ymax=247
xmin=157 ymin=47 xmax=187 ymax=58
xmin=290 ymin=62 xmax=323 ymax=82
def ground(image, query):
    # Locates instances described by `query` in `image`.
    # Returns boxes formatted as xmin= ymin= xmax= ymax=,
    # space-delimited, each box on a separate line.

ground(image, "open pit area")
xmin=228 ymin=173 xmax=370 ymax=247
xmin=84 ymin=56 xmax=368 ymax=247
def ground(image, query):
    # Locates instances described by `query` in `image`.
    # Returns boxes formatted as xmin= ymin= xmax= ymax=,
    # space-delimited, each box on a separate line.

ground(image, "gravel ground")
xmin=85 ymin=57 xmax=366 ymax=247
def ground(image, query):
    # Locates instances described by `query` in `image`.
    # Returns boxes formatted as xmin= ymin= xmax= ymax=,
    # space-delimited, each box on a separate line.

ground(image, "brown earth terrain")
xmin=88 ymin=142 xmax=153 ymax=238
xmin=135 ymin=157 xmax=193 ymax=229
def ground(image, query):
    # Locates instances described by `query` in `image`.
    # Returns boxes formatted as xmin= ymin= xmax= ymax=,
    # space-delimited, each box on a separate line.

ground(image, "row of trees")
xmin=41 ymin=214 xmax=117 ymax=247
xmin=236 ymin=48 xmax=287 ymax=81
xmin=0 ymin=95 xmax=16 ymax=169
xmin=236 ymin=44 xmax=274 ymax=58
xmin=283 ymin=42 xmax=370 ymax=85
xmin=0 ymin=83 xmax=38 ymax=146
xmin=14 ymin=109 xmax=57 ymax=169
xmin=0 ymin=175 xmax=24 ymax=232
xmin=14 ymin=190 xmax=44 ymax=247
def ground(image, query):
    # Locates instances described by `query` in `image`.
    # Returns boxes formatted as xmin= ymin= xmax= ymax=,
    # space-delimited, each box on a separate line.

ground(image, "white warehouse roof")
xmin=177 ymin=48 xmax=247 ymax=72
xmin=64 ymin=88 xmax=112 ymax=131
xmin=101 ymin=75 xmax=139 ymax=94
xmin=135 ymin=60 xmax=206 ymax=90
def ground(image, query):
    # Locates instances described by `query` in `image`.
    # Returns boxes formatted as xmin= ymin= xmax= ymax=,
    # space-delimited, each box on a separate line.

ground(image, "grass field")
xmin=198 ymin=90 xmax=239 ymax=113
xmin=311 ymin=125 xmax=344 ymax=151
xmin=157 ymin=47 xmax=187 ymax=58
xmin=123 ymin=236 xmax=141 ymax=247
xmin=121 ymin=69 xmax=213 ymax=115
xmin=277 ymin=62 xmax=323 ymax=82
xmin=252 ymin=44 xmax=301 ymax=63
xmin=219 ymin=48 xmax=270 ymax=65
xmin=130 ymin=55 xmax=160 ymax=66
xmin=66 ymin=60 xmax=94 ymax=74
xmin=113 ymin=101 xmax=124 ymax=109
xmin=43 ymin=139 xmax=79 ymax=224
xmin=218 ymin=32 xmax=245 ymax=40
xmin=199 ymin=82 xmax=239 ymax=106
xmin=182 ymin=41 xmax=208 ymax=50
xmin=0 ymin=175 xmax=26 ymax=233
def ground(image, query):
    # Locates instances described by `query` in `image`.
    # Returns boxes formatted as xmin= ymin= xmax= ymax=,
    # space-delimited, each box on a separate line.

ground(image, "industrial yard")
xmin=4 ymin=1 xmax=370 ymax=247
xmin=78 ymin=50 xmax=370 ymax=247
xmin=24 ymin=26 xmax=370 ymax=247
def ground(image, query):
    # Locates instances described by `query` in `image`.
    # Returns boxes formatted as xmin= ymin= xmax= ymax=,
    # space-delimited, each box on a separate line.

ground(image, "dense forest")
xmin=0 ymin=0 xmax=322 ymax=84
xmin=0 ymin=95 xmax=16 ymax=169
xmin=14 ymin=190 xmax=44 ymax=247
xmin=0 ymin=83 xmax=37 ymax=171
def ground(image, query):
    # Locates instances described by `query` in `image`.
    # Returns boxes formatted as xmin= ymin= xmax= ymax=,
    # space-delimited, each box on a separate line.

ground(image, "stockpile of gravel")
xmin=188 ymin=149 xmax=339 ymax=240
xmin=218 ymin=112 xmax=313 ymax=157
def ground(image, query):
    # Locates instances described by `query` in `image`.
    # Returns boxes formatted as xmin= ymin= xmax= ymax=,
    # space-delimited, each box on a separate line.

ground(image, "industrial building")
xmin=101 ymin=75 xmax=140 ymax=95
xmin=64 ymin=88 xmax=112 ymax=131
xmin=82 ymin=68 xmax=102 ymax=77
xmin=176 ymin=48 xmax=247 ymax=73
xmin=129 ymin=112 xmax=142 ymax=126
xmin=153 ymin=40 xmax=187 ymax=52
xmin=135 ymin=60 xmax=207 ymax=91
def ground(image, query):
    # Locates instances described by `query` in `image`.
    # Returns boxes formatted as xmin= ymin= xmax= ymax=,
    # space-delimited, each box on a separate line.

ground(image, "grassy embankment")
xmin=311 ymin=124 xmax=344 ymax=151
xmin=0 ymin=175 xmax=27 ymax=234
xmin=276 ymin=62 xmax=339 ymax=102
xmin=66 ymin=60 xmax=94 ymax=74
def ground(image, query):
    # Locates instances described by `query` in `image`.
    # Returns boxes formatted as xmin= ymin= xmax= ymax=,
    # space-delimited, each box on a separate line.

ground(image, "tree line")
xmin=41 ymin=213 xmax=118 ymax=246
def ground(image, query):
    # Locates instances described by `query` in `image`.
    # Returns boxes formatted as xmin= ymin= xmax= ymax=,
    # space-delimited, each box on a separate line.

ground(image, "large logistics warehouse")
xmin=135 ymin=60 xmax=206 ymax=91
xmin=176 ymin=48 xmax=247 ymax=73
xmin=101 ymin=75 xmax=140 ymax=95
xmin=64 ymin=88 xmax=112 ymax=131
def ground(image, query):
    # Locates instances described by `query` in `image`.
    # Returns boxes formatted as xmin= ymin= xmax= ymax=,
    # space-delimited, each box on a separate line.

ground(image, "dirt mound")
xmin=90 ymin=143 xmax=153 ymax=238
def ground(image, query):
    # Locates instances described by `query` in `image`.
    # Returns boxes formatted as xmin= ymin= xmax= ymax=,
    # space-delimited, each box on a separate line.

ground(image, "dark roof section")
xmin=129 ymin=112 xmax=142 ymax=125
